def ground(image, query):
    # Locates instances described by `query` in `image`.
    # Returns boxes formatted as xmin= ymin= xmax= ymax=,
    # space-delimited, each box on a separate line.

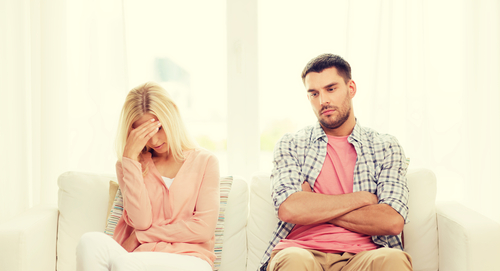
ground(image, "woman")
xmin=77 ymin=82 xmax=220 ymax=271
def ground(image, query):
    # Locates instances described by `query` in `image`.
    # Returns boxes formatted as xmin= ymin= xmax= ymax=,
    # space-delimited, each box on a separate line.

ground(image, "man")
xmin=259 ymin=54 xmax=412 ymax=271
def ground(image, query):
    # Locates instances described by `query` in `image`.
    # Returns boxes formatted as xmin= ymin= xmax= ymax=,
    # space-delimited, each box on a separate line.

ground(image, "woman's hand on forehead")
xmin=123 ymin=118 xmax=162 ymax=161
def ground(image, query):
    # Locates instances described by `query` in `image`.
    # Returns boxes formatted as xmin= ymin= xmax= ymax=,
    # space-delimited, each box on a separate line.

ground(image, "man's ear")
xmin=348 ymin=80 xmax=357 ymax=98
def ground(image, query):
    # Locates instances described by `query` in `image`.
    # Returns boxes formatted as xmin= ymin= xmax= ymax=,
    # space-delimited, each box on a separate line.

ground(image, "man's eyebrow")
xmin=324 ymin=82 xmax=338 ymax=89
xmin=307 ymin=82 xmax=339 ymax=93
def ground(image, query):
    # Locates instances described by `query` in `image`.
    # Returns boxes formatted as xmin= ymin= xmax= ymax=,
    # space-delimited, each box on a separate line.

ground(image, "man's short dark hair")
xmin=301 ymin=54 xmax=352 ymax=84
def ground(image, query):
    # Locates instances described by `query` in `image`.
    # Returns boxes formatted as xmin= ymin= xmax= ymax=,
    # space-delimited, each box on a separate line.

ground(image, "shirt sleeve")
xmin=376 ymin=136 xmax=410 ymax=223
xmin=135 ymin=155 xmax=220 ymax=243
xmin=271 ymin=134 xmax=304 ymax=215
xmin=116 ymin=157 xmax=153 ymax=230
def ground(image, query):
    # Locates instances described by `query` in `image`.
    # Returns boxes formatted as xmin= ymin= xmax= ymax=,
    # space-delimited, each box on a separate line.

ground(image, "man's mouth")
xmin=321 ymin=109 xmax=335 ymax=115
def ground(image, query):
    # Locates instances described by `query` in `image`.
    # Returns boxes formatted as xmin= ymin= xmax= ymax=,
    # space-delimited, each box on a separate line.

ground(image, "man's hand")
xmin=301 ymin=181 xmax=312 ymax=192
xmin=361 ymin=191 xmax=379 ymax=205
xmin=329 ymin=203 xmax=405 ymax=236
xmin=122 ymin=230 xmax=140 ymax=252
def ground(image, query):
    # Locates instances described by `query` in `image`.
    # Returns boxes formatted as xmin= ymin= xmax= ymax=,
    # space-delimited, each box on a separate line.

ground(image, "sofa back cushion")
xmin=57 ymin=171 xmax=115 ymax=271
xmin=247 ymin=169 xmax=438 ymax=271
xmin=246 ymin=173 xmax=279 ymax=271
xmin=219 ymin=176 xmax=249 ymax=271
xmin=404 ymin=168 xmax=439 ymax=271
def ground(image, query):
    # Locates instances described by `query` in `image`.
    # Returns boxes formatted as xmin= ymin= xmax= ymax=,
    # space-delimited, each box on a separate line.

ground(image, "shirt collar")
xmin=312 ymin=118 xmax=365 ymax=145
xmin=312 ymin=122 xmax=327 ymax=142
xmin=348 ymin=119 xmax=365 ymax=145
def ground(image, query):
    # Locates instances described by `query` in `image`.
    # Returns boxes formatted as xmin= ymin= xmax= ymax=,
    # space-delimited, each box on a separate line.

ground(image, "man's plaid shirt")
xmin=259 ymin=121 xmax=409 ymax=271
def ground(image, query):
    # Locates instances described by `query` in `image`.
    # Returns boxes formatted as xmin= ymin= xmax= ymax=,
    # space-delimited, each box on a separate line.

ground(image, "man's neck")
xmin=321 ymin=115 xmax=356 ymax=137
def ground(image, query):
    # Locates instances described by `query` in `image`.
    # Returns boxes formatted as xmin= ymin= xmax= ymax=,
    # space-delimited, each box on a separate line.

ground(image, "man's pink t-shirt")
xmin=274 ymin=135 xmax=378 ymax=253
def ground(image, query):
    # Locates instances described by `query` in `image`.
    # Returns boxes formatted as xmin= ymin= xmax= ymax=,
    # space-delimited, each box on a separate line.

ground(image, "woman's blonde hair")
xmin=115 ymin=82 xmax=196 ymax=163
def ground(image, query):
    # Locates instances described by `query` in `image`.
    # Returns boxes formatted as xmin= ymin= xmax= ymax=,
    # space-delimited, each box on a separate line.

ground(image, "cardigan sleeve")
xmin=116 ymin=157 xmax=153 ymax=230
xmin=135 ymin=155 xmax=220 ymax=243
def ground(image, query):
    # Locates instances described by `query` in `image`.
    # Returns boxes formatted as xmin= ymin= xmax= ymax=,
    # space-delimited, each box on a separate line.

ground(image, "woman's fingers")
xmin=133 ymin=119 xmax=161 ymax=139
xmin=140 ymin=122 xmax=161 ymax=141
xmin=146 ymin=126 xmax=160 ymax=139
xmin=123 ymin=119 xmax=162 ymax=160
xmin=134 ymin=119 xmax=156 ymax=137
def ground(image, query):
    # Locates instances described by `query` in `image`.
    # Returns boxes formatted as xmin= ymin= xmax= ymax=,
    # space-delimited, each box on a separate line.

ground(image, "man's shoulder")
xmin=356 ymin=124 xmax=401 ymax=146
xmin=277 ymin=124 xmax=318 ymax=145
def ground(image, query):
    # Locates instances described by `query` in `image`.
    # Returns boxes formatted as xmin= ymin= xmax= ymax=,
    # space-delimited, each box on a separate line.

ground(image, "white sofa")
xmin=1 ymin=168 xmax=500 ymax=271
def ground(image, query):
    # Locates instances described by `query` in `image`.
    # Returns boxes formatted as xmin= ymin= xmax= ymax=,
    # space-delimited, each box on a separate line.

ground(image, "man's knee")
xmin=372 ymin=248 xmax=412 ymax=270
xmin=269 ymin=247 xmax=318 ymax=271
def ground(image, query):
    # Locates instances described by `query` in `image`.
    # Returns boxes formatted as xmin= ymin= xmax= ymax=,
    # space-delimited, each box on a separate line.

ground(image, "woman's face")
xmin=132 ymin=113 xmax=168 ymax=155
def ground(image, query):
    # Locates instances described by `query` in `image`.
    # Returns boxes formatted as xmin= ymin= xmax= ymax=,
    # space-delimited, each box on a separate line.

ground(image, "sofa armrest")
xmin=0 ymin=205 xmax=59 ymax=271
xmin=437 ymin=201 xmax=500 ymax=271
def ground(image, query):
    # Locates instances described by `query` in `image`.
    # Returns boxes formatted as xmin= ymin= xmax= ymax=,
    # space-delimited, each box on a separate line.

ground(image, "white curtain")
xmin=345 ymin=0 xmax=500 ymax=223
xmin=258 ymin=0 xmax=500 ymax=224
xmin=2 ymin=0 xmax=499 ymax=226
xmin=0 ymin=0 xmax=127 ymax=224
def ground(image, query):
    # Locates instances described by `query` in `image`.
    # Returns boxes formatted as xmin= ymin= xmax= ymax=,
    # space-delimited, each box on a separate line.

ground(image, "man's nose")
xmin=319 ymin=92 xmax=329 ymax=106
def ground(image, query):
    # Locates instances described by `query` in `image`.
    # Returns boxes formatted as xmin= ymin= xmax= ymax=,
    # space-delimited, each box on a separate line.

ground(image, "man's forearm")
xmin=329 ymin=203 xmax=404 ymax=236
xmin=278 ymin=190 xmax=377 ymax=225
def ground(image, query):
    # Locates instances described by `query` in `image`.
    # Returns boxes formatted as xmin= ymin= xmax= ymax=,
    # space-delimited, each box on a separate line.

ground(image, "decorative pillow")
xmin=213 ymin=176 xmax=233 ymax=270
xmin=107 ymin=181 xmax=119 ymax=217
xmin=104 ymin=185 xmax=123 ymax=237
xmin=103 ymin=176 xmax=234 ymax=271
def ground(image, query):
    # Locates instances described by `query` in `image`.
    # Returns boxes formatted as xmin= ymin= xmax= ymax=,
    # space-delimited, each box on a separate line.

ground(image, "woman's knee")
xmin=110 ymin=254 xmax=139 ymax=271
xmin=77 ymin=232 xmax=107 ymax=252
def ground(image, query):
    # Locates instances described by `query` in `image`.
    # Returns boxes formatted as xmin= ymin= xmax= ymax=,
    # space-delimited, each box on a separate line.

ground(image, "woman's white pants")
xmin=76 ymin=232 xmax=212 ymax=271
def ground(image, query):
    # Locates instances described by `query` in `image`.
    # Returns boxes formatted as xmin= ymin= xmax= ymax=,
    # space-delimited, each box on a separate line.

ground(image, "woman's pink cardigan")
xmin=113 ymin=148 xmax=220 ymax=266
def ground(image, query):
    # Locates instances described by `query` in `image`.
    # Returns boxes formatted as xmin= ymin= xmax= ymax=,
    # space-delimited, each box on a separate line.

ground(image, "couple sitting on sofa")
xmin=77 ymin=54 xmax=413 ymax=271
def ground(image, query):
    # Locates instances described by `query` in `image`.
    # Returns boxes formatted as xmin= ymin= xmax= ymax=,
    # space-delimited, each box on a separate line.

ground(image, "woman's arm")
xmin=122 ymin=230 xmax=140 ymax=252
xmin=116 ymin=118 xmax=162 ymax=230
xmin=116 ymin=158 xmax=153 ymax=230
xmin=135 ymin=156 xmax=220 ymax=243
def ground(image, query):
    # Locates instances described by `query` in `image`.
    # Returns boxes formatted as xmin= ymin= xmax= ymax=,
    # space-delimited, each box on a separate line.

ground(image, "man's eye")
xmin=310 ymin=93 xmax=318 ymax=97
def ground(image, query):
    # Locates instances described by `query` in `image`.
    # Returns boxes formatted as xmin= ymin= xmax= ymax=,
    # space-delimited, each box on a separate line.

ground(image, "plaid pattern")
xmin=259 ymin=121 xmax=409 ymax=271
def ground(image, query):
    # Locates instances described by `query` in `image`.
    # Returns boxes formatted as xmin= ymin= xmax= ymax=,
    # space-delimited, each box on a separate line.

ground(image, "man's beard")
xmin=318 ymin=101 xmax=351 ymax=130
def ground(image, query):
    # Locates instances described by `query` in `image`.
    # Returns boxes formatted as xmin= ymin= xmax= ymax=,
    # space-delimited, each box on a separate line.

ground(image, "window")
xmin=124 ymin=0 xmax=228 ymax=174
xmin=257 ymin=0 xmax=351 ymax=172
